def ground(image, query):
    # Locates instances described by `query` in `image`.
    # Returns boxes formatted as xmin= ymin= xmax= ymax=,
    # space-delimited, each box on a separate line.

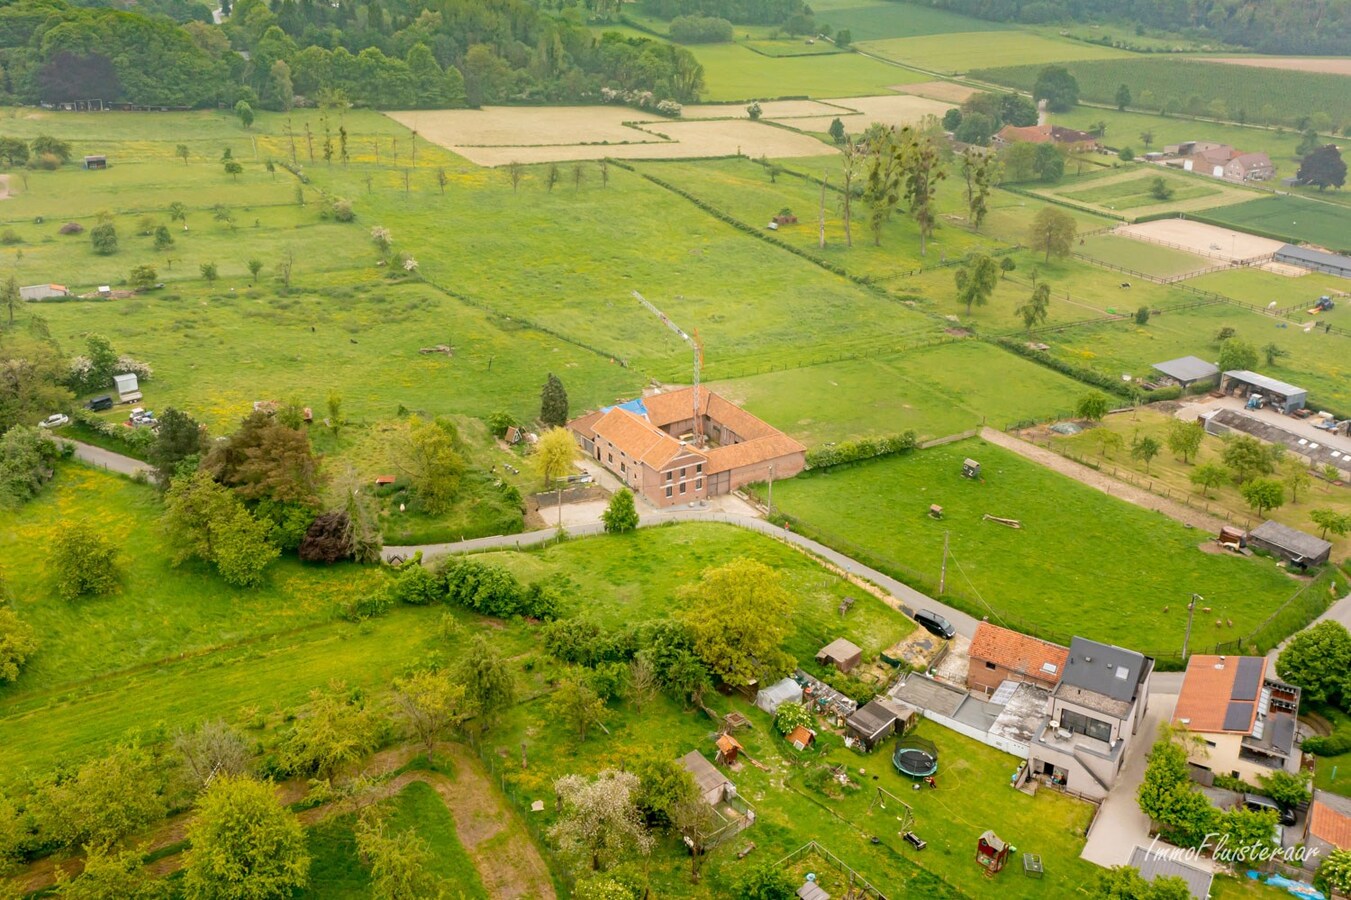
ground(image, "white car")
xmin=39 ymin=413 xmax=70 ymax=428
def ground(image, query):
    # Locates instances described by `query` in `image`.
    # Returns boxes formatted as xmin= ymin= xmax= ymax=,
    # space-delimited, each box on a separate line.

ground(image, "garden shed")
xmin=1151 ymin=356 xmax=1219 ymax=390
xmin=1219 ymin=371 xmax=1307 ymax=414
xmin=679 ymin=750 xmax=732 ymax=806
xmin=846 ymin=699 xmax=914 ymax=751
xmin=1246 ymin=520 xmax=1332 ymax=567
xmin=83 ymin=155 xmax=108 ymax=170
xmin=755 ymin=677 xmax=803 ymax=715
xmin=816 ymin=638 xmax=863 ymax=674
xmin=785 ymin=725 xmax=815 ymax=750
xmin=20 ymin=284 xmax=68 ymax=301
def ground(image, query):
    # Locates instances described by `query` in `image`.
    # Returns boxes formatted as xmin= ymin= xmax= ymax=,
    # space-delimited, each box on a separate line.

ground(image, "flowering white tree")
xmin=548 ymin=769 xmax=653 ymax=873
xmin=370 ymin=226 xmax=392 ymax=254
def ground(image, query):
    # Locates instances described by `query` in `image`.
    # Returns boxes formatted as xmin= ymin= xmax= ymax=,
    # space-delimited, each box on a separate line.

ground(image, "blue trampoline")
xmin=893 ymin=736 xmax=939 ymax=778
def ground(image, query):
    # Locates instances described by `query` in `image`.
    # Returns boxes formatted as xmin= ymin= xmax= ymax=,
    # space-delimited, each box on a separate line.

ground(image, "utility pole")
xmin=1182 ymin=593 xmax=1201 ymax=660
xmin=939 ymin=531 xmax=949 ymax=594
xmin=767 ymin=464 xmax=775 ymax=514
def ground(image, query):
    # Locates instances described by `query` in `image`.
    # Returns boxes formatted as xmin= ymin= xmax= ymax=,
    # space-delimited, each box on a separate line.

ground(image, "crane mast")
xmin=633 ymin=291 xmax=704 ymax=444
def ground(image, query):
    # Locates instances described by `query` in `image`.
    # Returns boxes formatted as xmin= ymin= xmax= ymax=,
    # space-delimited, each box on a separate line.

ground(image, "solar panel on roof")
xmin=1223 ymin=701 xmax=1255 ymax=731
xmin=1232 ymin=657 xmax=1263 ymax=702
xmin=990 ymin=681 xmax=1019 ymax=705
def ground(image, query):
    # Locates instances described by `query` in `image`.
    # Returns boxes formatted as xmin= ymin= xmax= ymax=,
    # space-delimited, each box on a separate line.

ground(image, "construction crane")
xmin=633 ymin=290 xmax=704 ymax=444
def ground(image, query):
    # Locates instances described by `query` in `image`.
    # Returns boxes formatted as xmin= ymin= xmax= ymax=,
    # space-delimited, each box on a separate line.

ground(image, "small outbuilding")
xmin=754 ymin=676 xmax=803 ymax=715
xmin=715 ymin=733 xmax=743 ymax=765
xmin=20 ymin=284 xmax=69 ymax=301
xmin=816 ymin=638 xmax=863 ymax=674
xmin=1127 ymin=846 xmax=1213 ymax=900
xmin=1151 ymin=356 xmax=1219 ymax=391
xmin=797 ymin=880 xmax=829 ymax=900
xmin=83 ymin=155 xmax=108 ymax=170
xmin=679 ymin=750 xmax=732 ymax=806
xmin=1247 ymin=520 xmax=1332 ymax=568
xmin=845 ymin=699 xmax=914 ymax=751
xmin=113 ymin=373 xmax=140 ymax=402
xmin=785 ymin=725 xmax=816 ymax=751
xmin=962 ymin=458 xmax=981 ymax=478
xmin=1274 ymin=244 xmax=1351 ymax=279
xmin=976 ymin=831 xmax=1010 ymax=873
xmin=1220 ymin=370 xmax=1307 ymax=414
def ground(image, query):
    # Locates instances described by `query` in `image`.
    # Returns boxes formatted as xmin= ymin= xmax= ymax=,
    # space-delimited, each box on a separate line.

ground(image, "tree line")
xmin=912 ymin=0 xmax=1351 ymax=56
xmin=0 ymin=0 xmax=705 ymax=111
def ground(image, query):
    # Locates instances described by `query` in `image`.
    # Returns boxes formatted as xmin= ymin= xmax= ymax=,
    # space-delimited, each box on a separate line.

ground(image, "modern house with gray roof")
xmin=1151 ymin=356 xmax=1219 ymax=390
xmin=1027 ymin=637 xmax=1153 ymax=800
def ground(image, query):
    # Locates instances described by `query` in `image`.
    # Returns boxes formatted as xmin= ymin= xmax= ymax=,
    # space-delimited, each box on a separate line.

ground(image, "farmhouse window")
xmin=1059 ymin=709 xmax=1112 ymax=744
xmin=696 ymin=463 xmax=703 ymax=474
xmin=695 ymin=478 xmax=702 ymax=490
xmin=985 ymin=661 xmax=997 ymax=670
xmin=620 ymin=463 xmax=626 ymax=473
xmin=679 ymin=482 xmax=687 ymax=495
xmin=607 ymin=453 xmax=613 ymax=464
xmin=666 ymin=471 xmax=672 ymax=482
xmin=680 ymin=467 xmax=686 ymax=478
xmin=665 ymin=487 xmax=672 ymax=498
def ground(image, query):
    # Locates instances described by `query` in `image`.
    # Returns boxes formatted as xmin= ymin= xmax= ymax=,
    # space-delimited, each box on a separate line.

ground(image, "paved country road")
xmin=66 ymin=439 xmax=152 ymax=478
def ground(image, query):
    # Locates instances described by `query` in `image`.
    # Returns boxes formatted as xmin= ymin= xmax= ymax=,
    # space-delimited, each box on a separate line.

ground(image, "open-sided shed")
xmin=1247 ymin=520 xmax=1332 ymax=567
xmin=1220 ymin=370 xmax=1307 ymax=414
xmin=816 ymin=638 xmax=863 ymax=674
xmin=1151 ymin=356 xmax=1219 ymax=390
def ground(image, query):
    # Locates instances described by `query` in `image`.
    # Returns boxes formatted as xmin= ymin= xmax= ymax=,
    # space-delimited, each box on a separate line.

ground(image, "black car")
xmin=86 ymin=395 xmax=114 ymax=411
xmin=914 ymin=609 xmax=956 ymax=639
xmin=1243 ymin=793 xmax=1296 ymax=827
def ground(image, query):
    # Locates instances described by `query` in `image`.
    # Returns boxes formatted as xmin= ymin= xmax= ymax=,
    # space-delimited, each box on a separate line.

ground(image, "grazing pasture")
xmin=973 ymin=58 xmax=1351 ymax=128
xmin=769 ymin=440 xmax=1305 ymax=652
xmin=1195 ymin=195 xmax=1351 ymax=254
xmin=1054 ymin=170 xmax=1233 ymax=212
xmin=857 ymin=31 xmax=1131 ymax=74
xmin=1078 ymin=233 xmax=1213 ymax=278
xmin=710 ymin=340 xmax=1091 ymax=444
xmin=688 ymin=42 xmax=925 ymax=100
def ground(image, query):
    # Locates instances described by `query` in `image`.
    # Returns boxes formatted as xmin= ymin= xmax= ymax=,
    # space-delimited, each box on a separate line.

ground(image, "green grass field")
xmin=1078 ymin=233 xmax=1212 ymax=276
xmin=711 ymin=340 xmax=1089 ymax=443
xmin=1186 ymin=267 xmax=1351 ymax=327
xmin=1196 ymin=195 xmax=1351 ymax=254
xmin=1060 ymin=173 xmax=1222 ymax=209
xmin=743 ymin=38 xmax=847 ymax=57
xmin=972 ymin=58 xmax=1351 ymax=129
xmin=856 ymin=31 xmax=1131 ymax=74
xmin=688 ymin=42 xmax=924 ymax=100
xmin=770 ymin=440 xmax=1303 ymax=653
xmin=821 ymin=2 xmax=1008 ymax=41
xmin=1040 ymin=300 xmax=1351 ymax=412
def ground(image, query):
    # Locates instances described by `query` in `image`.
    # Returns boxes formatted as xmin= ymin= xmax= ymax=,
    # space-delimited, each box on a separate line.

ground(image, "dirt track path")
xmin=979 ymin=426 xmax=1229 ymax=533
xmin=10 ymin=744 xmax=555 ymax=898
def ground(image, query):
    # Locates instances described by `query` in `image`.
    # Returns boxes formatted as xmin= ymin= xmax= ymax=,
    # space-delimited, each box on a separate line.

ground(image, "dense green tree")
xmin=1283 ymin=461 xmax=1311 ymax=503
xmin=1028 ymin=206 xmax=1076 ymax=261
xmin=0 ymin=425 xmax=63 ymax=507
xmin=1298 ymin=144 xmax=1347 ymax=191
xmin=90 ymin=222 xmax=118 ymax=255
xmin=129 ymin=264 xmax=158 ymax=291
xmin=145 ymin=408 xmax=202 ymax=489
xmin=1130 ymin=435 xmax=1161 ymax=473
xmin=1311 ymin=508 xmax=1351 ymax=541
xmin=1277 ymin=621 xmax=1351 ymax=704
xmin=391 ymin=670 xmax=469 ymax=760
xmin=163 ymin=470 xmax=279 ymax=587
xmin=632 ymin=754 xmax=697 ymax=829
xmin=1317 ymin=849 xmax=1351 ymax=897
xmin=354 ymin=814 xmax=439 ymax=900
xmin=550 ymin=672 xmax=609 ymax=742
xmin=681 ymin=557 xmax=794 ymax=686
xmin=1240 ymin=478 xmax=1285 ymax=516
xmin=1188 ymin=462 xmax=1228 ymax=498
xmin=35 ymin=743 xmax=166 ymax=849
xmin=183 ymin=776 xmax=309 ymax=900
xmin=281 ymin=682 xmax=381 ymax=779
xmin=1222 ymin=434 xmax=1279 ymax=482
xmin=828 ymin=117 xmax=846 ymax=144
xmin=540 ymin=373 xmax=569 ymax=427
xmin=52 ymin=524 xmax=120 ymax=600
xmin=734 ymin=861 xmax=797 ymax=900
xmin=31 ymin=135 xmax=71 ymax=162
xmin=1258 ymin=770 xmax=1311 ymax=811
xmin=1114 ymin=83 xmax=1131 ymax=111
xmin=54 ymin=843 xmax=171 ymax=899
xmin=1033 ymin=65 xmax=1079 ymax=111
xmin=534 ymin=426 xmax=577 ymax=489
xmin=1096 ymin=866 xmax=1191 ymax=899
xmin=954 ymin=252 xmax=998 ymax=316
xmin=1217 ymin=337 xmax=1259 ymax=372
xmin=0 ymin=606 xmax=38 ymax=684
xmin=1166 ymin=419 xmax=1204 ymax=463
xmin=454 ymin=635 xmax=517 ymax=729
xmin=204 ymin=410 xmax=322 ymax=506
xmin=602 ymin=487 xmax=640 ymax=533
xmin=1075 ymin=391 xmax=1110 ymax=422
xmin=1015 ymin=282 xmax=1050 ymax=332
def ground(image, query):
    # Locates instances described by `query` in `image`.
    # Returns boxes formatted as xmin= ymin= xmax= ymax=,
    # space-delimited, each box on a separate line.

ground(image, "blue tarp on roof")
xmin=600 ymin=397 xmax=648 ymax=417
